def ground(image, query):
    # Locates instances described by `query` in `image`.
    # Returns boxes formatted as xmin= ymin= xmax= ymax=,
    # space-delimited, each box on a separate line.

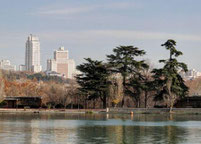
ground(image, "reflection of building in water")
xmin=53 ymin=121 xmax=78 ymax=143
xmin=31 ymin=120 xmax=40 ymax=144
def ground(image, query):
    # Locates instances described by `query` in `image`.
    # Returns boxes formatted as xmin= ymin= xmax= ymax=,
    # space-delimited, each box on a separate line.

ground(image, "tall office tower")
xmin=25 ymin=34 xmax=42 ymax=72
xmin=47 ymin=46 xmax=75 ymax=79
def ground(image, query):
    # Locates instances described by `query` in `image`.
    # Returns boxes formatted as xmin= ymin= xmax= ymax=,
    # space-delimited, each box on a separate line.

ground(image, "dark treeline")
xmin=76 ymin=39 xmax=189 ymax=112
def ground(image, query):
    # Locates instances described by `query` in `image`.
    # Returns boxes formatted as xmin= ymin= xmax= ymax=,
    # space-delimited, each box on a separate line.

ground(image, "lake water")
xmin=0 ymin=113 xmax=201 ymax=144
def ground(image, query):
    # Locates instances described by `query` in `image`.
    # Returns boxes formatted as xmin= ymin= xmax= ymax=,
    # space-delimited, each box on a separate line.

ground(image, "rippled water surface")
xmin=0 ymin=113 xmax=201 ymax=144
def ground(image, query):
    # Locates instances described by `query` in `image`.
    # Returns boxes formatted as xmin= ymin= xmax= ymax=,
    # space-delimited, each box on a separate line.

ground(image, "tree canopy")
xmin=76 ymin=58 xmax=110 ymax=108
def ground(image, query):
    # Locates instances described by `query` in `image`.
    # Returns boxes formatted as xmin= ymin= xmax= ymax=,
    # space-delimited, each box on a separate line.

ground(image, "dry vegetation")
xmin=0 ymin=68 xmax=198 ymax=109
xmin=186 ymin=77 xmax=201 ymax=96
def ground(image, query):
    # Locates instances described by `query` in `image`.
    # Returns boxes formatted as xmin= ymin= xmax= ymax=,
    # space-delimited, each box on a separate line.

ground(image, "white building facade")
xmin=47 ymin=47 xmax=75 ymax=79
xmin=25 ymin=34 xmax=42 ymax=73
xmin=180 ymin=69 xmax=201 ymax=80
xmin=0 ymin=60 xmax=16 ymax=71
xmin=19 ymin=65 xmax=26 ymax=71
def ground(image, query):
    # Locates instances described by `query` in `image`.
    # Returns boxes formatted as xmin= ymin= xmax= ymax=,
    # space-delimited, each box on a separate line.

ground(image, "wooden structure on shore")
xmin=2 ymin=96 xmax=42 ymax=108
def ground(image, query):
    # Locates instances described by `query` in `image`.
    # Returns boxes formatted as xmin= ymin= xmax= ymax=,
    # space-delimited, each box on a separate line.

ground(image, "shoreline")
xmin=0 ymin=108 xmax=104 ymax=114
xmin=0 ymin=108 xmax=201 ymax=114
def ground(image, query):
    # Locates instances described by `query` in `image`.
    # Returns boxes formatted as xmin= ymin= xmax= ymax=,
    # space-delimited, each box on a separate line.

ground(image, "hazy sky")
xmin=0 ymin=0 xmax=201 ymax=71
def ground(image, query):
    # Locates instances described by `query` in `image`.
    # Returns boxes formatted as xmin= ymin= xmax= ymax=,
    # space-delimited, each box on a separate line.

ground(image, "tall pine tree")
xmin=152 ymin=39 xmax=188 ymax=112
xmin=76 ymin=58 xmax=110 ymax=108
xmin=107 ymin=46 xmax=147 ymax=107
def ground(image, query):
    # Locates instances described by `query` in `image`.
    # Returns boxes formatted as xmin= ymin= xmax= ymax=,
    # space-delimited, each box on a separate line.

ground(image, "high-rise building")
xmin=25 ymin=34 xmax=42 ymax=72
xmin=47 ymin=47 xmax=75 ymax=79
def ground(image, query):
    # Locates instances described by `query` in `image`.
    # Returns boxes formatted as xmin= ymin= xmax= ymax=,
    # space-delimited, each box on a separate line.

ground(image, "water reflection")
xmin=0 ymin=113 xmax=201 ymax=143
xmin=75 ymin=124 xmax=188 ymax=144
xmin=31 ymin=120 xmax=40 ymax=144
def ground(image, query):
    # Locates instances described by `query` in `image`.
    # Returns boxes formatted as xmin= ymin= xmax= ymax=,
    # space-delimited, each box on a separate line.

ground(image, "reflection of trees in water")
xmin=76 ymin=125 xmax=187 ymax=144
xmin=166 ymin=126 xmax=187 ymax=144
xmin=0 ymin=114 xmax=197 ymax=143
xmin=76 ymin=126 xmax=109 ymax=144
xmin=0 ymin=116 xmax=33 ymax=144
xmin=76 ymin=125 xmax=140 ymax=144
xmin=137 ymin=126 xmax=187 ymax=144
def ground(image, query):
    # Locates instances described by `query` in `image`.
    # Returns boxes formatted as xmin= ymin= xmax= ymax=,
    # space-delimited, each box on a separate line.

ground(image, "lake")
xmin=0 ymin=113 xmax=201 ymax=144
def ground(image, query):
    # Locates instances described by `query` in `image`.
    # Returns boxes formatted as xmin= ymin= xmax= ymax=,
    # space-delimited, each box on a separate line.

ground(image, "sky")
xmin=0 ymin=0 xmax=201 ymax=71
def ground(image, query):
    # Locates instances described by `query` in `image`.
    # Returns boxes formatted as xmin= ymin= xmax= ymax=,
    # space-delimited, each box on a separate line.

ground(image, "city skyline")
xmin=0 ymin=0 xmax=201 ymax=70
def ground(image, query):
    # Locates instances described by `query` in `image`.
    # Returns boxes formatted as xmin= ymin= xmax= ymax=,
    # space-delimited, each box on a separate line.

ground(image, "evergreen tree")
xmin=126 ymin=69 xmax=154 ymax=108
xmin=152 ymin=39 xmax=188 ymax=112
xmin=76 ymin=58 xmax=110 ymax=108
xmin=107 ymin=46 xmax=147 ymax=107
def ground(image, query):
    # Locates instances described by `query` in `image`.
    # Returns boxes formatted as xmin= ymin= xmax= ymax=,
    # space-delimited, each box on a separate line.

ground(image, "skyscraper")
xmin=47 ymin=46 xmax=75 ymax=79
xmin=25 ymin=34 xmax=42 ymax=72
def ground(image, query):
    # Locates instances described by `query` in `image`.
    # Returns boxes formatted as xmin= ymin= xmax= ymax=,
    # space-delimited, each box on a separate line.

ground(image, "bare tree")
xmin=108 ymin=73 xmax=123 ymax=107
xmin=0 ymin=70 xmax=5 ymax=103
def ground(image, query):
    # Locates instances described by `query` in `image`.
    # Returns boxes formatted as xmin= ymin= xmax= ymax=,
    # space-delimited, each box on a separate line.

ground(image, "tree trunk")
xmin=84 ymin=99 xmax=87 ymax=109
xmin=169 ymin=95 xmax=176 ymax=113
xmin=137 ymin=100 xmax=140 ymax=108
xmin=121 ymin=76 xmax=126 ymax=107
xmin=103 ymin=95 xmax=107 ymax=109
xmin=139 ymin=97 xmax=141 ymax=108
xmin=167 ymin=78 xmax=173 ymax=113
xmin=121 ymin=97 xmax=125 ymax=108
xmin=77 ymin=96 xmax=80 ymax=110
xmin=145 ymin=91 xmax=148 ymax=108
xmin=93 ymin=99 xmax=95 ymax=109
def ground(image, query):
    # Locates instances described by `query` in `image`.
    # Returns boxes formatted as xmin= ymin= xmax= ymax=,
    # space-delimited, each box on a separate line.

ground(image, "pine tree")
xmin=76 ymin=58 xmax=110 ymax=108
xmin=152 ymin=39 xmax=188 ymax=112
xmin=107 ymin=46 xmax=147 ymax=107
xmin=126 ymin=69 xmax=153 ymax=108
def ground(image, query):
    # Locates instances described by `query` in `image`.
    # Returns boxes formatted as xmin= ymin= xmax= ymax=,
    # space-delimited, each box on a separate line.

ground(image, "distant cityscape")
xmin=179 ymin=69 xmax=201 ymax=80
xmin=0 ymin=34 xmax=201 ymax=80
xmin=0 ymin=34 xmax=76 ymax=79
